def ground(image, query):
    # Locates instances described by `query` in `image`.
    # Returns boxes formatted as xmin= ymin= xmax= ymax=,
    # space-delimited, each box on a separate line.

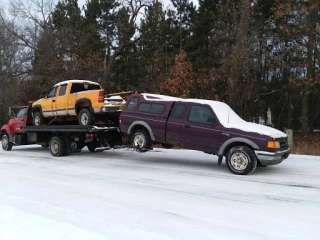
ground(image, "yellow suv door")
xmin=42 ymin=86 xmax=57 ymax=117
xmin=53 ymin=84 xmax=68 ymax=116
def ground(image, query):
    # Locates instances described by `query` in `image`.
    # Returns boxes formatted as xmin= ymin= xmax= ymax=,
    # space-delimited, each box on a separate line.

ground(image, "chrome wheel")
xmin=2 ymin=135 xmax=9 ymax=150
xmin=133 ymin=134 xmax=146 ymax=148
xmin=80 ymin=113 xmax=89 ymax=125
xmin=34 ymin=115 xmax=41 ymax=126
xmin=50 ymin=140 xmax=59 ymax=155
xmin=230 ymin=152 xmax=249 ymax=171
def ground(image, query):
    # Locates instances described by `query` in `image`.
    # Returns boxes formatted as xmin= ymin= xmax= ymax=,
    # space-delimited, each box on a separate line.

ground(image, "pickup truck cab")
xmin=1 ymin=105 xmax=35 ymax=150
xmin=32 ymin=80 xmax=121 ymax=126
xmin=120 ymin=94 xmax=290 ymax=175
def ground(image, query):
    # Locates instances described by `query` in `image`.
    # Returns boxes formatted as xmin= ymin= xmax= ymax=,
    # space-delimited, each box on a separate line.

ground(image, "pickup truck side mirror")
xmin=207 ymin=117 xmax=217 ymax=125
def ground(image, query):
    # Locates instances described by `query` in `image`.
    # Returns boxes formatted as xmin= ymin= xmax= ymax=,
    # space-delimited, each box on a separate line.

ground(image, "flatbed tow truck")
xmin=1 ymin=105 xmax=123 ymax=156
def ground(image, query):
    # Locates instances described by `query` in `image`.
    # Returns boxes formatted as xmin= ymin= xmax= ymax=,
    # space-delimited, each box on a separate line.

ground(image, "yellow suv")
xmin=32 ymin=80 xmax=121 ymax=126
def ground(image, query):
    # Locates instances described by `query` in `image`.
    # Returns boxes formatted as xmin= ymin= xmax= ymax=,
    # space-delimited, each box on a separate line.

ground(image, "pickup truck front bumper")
xmin=254 ymin=148 xmax=290 ymax=165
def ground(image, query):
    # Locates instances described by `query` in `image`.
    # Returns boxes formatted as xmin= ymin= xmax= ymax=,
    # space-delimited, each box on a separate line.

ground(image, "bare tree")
xmin=0 ymin=0 xmax=56 ymax=55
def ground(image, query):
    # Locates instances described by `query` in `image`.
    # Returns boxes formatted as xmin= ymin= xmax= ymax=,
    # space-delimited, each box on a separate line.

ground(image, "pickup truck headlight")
xmin=267 ymin=141 xmax=280 ymax=149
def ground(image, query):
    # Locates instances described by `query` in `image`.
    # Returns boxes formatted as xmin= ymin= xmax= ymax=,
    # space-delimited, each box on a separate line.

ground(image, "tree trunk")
xmin=301 ymin=0 xmax=318 ymax=137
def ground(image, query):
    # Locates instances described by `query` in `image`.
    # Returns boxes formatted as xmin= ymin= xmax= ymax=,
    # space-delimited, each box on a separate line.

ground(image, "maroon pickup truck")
xmin=120 ymin=94 xmax=290 ymax=175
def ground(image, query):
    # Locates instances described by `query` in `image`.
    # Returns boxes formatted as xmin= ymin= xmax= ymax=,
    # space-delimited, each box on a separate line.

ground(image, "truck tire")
xmin=87 ymin=141 xmax=97 ymax=152
xmin=226 ymin=146 xmax=257 ymax=175
xmin=131 ymin=129 xmax=152 ymax=149
xmin=49 ymin=136 xmax=66 ymax=157
xmin=2 ymin=134 xmax=13 ymax=151
xmin=78 ymin=108 xmax=94 ymax=125
xmin=33 ymin=112 xmax=45 ymax=126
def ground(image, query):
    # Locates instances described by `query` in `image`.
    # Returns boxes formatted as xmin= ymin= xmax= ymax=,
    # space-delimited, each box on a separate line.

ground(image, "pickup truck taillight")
xmin=119 ymin=115 xmax=122 ymax=124
xmin=98 ymin=90 xmax=104 ymax=103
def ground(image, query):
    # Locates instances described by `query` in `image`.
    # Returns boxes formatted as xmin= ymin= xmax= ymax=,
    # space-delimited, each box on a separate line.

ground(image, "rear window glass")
xmin=127 ymin=97 xmax=140 ymax=111
xmin=70 ymin=83 xmax=101 ymax=94
xmin=138 ymin=103 xmax=166 ymax=114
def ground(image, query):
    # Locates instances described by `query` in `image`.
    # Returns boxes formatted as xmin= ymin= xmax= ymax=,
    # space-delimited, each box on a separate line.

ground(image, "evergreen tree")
xmin=138 ymin=0 xmax=173 ymax=92
xmin=188 ymin=0 xmax=218 ymax=69
xmin=167 ymin=0 xmax=196 ymax=51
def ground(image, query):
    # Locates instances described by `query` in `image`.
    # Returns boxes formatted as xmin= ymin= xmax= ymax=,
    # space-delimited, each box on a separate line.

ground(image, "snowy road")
xmin=0 ymin=145 xmax=319 ymax=240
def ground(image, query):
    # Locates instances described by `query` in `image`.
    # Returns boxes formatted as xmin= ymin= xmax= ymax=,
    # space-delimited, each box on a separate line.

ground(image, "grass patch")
xmin=291 ymin=132 xmax=320 ymax=156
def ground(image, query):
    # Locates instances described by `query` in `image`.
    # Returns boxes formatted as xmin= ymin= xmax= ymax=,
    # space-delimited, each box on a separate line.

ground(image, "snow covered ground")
xmin=0 ymin=145 xmax=319 ymax=240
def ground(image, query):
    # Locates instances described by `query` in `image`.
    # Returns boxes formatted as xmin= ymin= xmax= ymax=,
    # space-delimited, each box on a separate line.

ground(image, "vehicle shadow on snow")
xmin=82 ymin=149 xmax=289 ymax=175
xmin=9 ymin=147 xmax=289 ymax=175
xmin=79 ymin=150 xmax=232 ymax=174
xmin=9 ymin=146 xmax=48 ymax=152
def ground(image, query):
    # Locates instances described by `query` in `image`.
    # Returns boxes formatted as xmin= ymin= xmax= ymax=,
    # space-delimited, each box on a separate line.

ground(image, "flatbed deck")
xmin=21 ymin=125 xmax=119 ymax=133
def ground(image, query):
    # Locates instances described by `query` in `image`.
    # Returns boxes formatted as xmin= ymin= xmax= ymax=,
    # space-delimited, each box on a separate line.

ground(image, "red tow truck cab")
xmin=1 ymin=105 xmax=33 ymax=148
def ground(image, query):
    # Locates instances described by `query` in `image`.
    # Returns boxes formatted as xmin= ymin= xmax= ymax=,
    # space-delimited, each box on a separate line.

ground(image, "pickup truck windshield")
xmin=70 ymin=83 xmax=101 ymax=94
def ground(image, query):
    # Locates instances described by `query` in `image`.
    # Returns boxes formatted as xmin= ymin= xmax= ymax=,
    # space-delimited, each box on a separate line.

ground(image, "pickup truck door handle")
xmin=184 ymin=124 xmax=190 ymax=128
xmin=52 ymin=100 xmax=56 ymax=102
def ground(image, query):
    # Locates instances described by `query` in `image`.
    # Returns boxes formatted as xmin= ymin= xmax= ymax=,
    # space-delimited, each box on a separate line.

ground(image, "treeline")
xmin=0 ymin=0 xmax=319 ymax=135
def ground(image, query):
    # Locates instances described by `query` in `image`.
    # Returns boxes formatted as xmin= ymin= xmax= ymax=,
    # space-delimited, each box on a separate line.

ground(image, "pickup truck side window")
xmin=59 ymin=84 xmax=67 ymax=96
xmin=127 ymin=97 xmax=140 ymax=111
xmin=16 ymin=108 xmax=26 ymax=118
xmin=150 ymin=104 xmax=166 ymax=114
xmin=138 ymin=103 xmax=151 ymax=112
xmin=188 ymin=105 xmax=215 ymax=124
xmin=138 ymin=103 xmax=166 ymax=114
xmin=171 ymin=104 xmax=186 ymax=119
xmin=47 ymin=87 xmax=57 ymax=98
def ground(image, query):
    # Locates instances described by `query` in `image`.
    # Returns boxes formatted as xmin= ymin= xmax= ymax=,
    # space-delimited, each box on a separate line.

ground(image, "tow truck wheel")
xmin=33 ymin=112 xmax=44 ymax=126
xmin=226 ymin=146 xmax=257 ymax=175
xmin=2 ymin=134 xmax=13 ymax=151
xmin=49 ymin=136 xmax=66 ymax=157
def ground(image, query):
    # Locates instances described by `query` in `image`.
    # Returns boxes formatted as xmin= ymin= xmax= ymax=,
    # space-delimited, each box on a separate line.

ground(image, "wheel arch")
xmin=1 ymin=129 xmax=7 ymax=138
xmin=75 ymin=98 xmax=93 ymax=115
xmin=32 ymin=105 xmax=44 ymax=116
xmin=1 ymin=127 xmax=13 ymax=138
xmin=218 ymin=138 xmax=259 ymax=157
xmin=128 ymin=121 xmax=155 ymax=141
